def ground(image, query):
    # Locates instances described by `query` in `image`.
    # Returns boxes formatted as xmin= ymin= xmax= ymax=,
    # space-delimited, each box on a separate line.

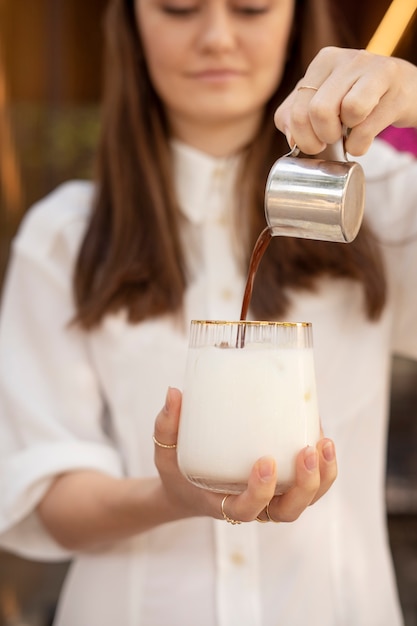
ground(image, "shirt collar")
xmin=171 ymin=139 xmax=240 ymax=224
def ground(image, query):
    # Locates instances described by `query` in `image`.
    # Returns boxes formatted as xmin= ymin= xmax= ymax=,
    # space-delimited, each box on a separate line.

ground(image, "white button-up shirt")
xmin=0 ymin=139 xmax=417 ymax=626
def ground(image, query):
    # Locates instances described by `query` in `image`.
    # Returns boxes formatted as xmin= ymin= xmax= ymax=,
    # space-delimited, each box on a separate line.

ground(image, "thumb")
xmin=153 ymin=387 xmax=182 ymax=449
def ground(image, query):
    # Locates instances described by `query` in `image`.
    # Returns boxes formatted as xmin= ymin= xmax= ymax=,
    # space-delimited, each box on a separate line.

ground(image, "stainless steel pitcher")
xmin=264 ymin=144 xmax=365 ymax=243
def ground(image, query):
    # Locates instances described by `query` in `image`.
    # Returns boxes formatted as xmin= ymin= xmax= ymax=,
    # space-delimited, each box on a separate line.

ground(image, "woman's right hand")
xmin=274 ymin=47 xmax=417 ymax=157
xmin=154 ymin=387 xmax=337 ymax=525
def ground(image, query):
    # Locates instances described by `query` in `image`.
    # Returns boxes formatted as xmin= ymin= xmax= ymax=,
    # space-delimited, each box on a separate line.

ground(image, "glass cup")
xmin=177 ymin=320 xmax=321 ymax=495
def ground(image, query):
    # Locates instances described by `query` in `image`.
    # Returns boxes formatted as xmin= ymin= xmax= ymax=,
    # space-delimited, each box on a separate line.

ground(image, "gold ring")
xmin=152 ymin=434 xmax=177 ymax=449
xmin=256 ymin=511 xmax=269 ymax=523
xmin=297 ymin=85 xmax=318 ymax=92
xmin=221 ymin=495 xmax=242 ymax=525
xmin=266 ymin=503 xmax=280 ymax=524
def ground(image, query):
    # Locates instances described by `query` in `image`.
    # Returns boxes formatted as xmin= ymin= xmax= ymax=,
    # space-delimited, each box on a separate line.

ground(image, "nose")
xmin=197 ymin=4 xmax=236 ymax=52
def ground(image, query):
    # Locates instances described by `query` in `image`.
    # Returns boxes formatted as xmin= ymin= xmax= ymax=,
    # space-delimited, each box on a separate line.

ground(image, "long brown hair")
xmin=73 ymin=0 xmax=386 ymax=328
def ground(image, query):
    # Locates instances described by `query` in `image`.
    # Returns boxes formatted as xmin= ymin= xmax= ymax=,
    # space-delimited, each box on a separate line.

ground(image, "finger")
xmin=268 ymin=446 xmax=320 ymax=522
xmin=305 ymin=51 xmax=394 ymax=151
xmin=288 ymin=88 xmax=327 ymax=154
xmin=339 ymin=77 xmax=387 ymax=132
xmin=153 ymin=387 xmax=182 ymax=451
xmin=290 ymin=48 xmax=392 ymax=151
xmin=343 ymin=91 xmax=404 ymax=156
xmin=220 ymin=457 xmax=277 ymax=523
xmin=301 ymin=69 xmax=364 ymax=146
xmin=337 ymin=52 xmax=397 ymax=130
xmin=274 ymin=88 xmax=326 ymax=153
xmin=309 ymin=438 xmax=338 ymax=505
xmin=288 ymin=47 xmax=345 ymax=151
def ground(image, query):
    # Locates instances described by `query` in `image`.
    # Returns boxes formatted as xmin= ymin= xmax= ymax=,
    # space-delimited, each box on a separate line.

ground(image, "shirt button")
xmin=213 ymin=166 xmax=225 ymax=181
xmin=216 ymin=214 xmax=228 ymax=227
xmin=230 ymin=551 xmax=246 ymax=566
xmin=220 ymin=288 xmax=233 ymax=301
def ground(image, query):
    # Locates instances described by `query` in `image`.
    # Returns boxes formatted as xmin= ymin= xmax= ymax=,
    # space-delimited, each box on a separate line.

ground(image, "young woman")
xmin=1 ymin=0 xmax=417 ymax=624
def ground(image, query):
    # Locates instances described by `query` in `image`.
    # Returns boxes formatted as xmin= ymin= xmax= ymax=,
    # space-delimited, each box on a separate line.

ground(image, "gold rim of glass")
xmin=190 ymin=320 xmax=311 ymax=328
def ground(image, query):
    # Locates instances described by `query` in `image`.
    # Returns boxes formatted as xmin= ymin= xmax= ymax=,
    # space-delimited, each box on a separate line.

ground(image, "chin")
xmin=189 ymin=98 xmax=255 ymax=119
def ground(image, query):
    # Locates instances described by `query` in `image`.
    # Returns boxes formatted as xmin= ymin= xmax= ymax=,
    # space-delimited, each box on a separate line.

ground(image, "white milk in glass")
xmin=177 ymin=321 xmax=321 ymax=495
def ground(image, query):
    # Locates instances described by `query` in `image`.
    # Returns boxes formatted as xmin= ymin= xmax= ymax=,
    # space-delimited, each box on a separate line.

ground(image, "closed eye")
xmin=160 ymin=3 xmax=269 ymax=16
xmin=161 ymin=5 xmax=198 ymax=16
xmin=235 ymin=6 xmax=269 ymax=14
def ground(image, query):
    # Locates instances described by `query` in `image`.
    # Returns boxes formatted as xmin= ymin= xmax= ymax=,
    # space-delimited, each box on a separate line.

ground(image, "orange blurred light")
xmin=367 ymin=0 xmax=417 ymax=55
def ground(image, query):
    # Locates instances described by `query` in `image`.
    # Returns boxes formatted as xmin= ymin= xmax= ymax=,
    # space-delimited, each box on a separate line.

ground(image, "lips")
xmin=189 ymin=68 xmax=244 ymax=81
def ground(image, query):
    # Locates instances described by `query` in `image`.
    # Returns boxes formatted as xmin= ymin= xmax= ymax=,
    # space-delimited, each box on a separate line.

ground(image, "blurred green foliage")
xmin=0 ymin=104 xmax=100 ymax=286
xmin=11 ymin=103 xmax=100 ymax=207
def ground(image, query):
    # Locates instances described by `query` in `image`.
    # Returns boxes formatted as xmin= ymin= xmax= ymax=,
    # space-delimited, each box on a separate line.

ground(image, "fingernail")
xmin=258 ymin=457 xmax=274 ymax=481
xmin=164 ymin=387 xmax=172 ymax=413
xmin=304 ymin=447 xmax=318 ymax=471
xmin=322 ymin=440 xmax=335 ymax=462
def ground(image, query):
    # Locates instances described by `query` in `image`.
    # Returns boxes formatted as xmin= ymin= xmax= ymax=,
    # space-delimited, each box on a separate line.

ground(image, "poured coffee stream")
xmin=237 ymin=227 xmax=272 ymax=348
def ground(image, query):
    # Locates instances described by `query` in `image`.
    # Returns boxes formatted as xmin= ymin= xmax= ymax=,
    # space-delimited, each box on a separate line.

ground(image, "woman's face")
xmin=135 ymin=0 xmax=295 ymax=154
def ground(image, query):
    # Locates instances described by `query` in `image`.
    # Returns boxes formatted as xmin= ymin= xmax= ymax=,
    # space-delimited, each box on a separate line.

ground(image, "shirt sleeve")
xmin=361 ymin=141 xmax=417 ymax=361
xmin=0 ymin=186 xmax=124 ymax=560
xmin=387 ymin=237 xmax=417 ymax=360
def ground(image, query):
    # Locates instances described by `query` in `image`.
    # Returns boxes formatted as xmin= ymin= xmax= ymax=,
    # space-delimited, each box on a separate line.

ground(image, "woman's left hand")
xmin=154 ymin=387 xmax=337 ymax=525
xmin=274 ymin=46 xmax=417 ymax=156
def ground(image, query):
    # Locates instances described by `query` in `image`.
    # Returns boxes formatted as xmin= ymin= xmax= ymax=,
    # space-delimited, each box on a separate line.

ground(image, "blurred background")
xmin=0 ymin=1 xmax=416 ymax=624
